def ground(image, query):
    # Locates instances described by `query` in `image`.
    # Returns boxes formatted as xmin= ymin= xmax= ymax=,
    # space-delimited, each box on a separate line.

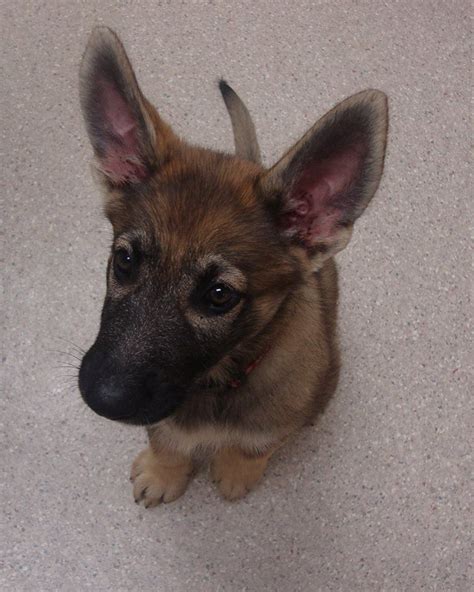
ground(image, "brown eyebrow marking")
xmin=112 ymin=228 xmax=156 ymax=256
xmin=194 ymin=254 xmax=247 ymax=293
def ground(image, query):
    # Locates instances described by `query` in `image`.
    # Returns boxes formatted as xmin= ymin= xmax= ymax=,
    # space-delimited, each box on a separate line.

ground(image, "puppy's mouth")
xmin=78 ymin=346 xmax=188 ymax=426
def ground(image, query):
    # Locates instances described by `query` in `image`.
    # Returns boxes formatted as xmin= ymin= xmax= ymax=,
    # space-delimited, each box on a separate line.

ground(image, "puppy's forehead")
xmin=113 ymin=150 xmax=264 ymax=265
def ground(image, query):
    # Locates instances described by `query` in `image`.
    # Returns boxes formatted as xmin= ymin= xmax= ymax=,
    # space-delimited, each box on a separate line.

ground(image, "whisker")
xmin=48 ymin=350 xmax=83 ymax=362
xmin=53 ymin=363 xmax=80 ymax=371
xmin=54 ymin=372 xmax=79 ymax=380
xmin=54 ymin=337 xmax=86 ymax=356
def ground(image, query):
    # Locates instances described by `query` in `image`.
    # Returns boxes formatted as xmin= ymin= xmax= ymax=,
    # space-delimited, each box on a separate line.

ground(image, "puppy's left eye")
xmin=113 ymin=248 xmax=137 ymax=282
xmin=203 ymin=284 xmax=240 ymax=314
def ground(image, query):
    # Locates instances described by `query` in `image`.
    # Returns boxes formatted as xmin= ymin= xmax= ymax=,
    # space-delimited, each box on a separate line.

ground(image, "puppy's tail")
xmin=219 ymin=79 xmax=261 ymax=164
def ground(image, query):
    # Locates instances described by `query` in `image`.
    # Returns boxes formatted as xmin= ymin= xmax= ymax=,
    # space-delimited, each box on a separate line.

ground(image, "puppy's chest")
xmin=151 ymin=418 xmax=276 ymax=457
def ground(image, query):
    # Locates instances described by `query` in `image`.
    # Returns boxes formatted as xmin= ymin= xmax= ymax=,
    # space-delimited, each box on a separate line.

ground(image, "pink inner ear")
xmin=282 ymin=145 xmax=364 ymax=245
xmin=97 ymin=80 xmax=149 ymax=184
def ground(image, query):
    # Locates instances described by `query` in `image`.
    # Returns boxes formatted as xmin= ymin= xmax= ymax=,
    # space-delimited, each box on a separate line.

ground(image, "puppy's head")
xmin=78 ymin=27 xmax=388 ymax=425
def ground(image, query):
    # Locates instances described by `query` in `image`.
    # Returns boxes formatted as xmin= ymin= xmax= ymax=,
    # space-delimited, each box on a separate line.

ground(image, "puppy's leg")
xmin=131 ymin=445 xmax=192 ymax=507
xmin=211 ymin=445 xmax=279 ymax=501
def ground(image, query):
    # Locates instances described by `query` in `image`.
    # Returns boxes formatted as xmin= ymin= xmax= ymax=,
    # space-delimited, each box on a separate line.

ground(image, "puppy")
xmin=78 ymin=27 xmax=388 ymax=504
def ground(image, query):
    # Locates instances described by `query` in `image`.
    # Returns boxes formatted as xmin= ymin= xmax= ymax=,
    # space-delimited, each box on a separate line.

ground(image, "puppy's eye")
xmin=113 ymin=248 xmax=137 ymax=282
xmin=204 ymin=284 xmax=240 ymax=314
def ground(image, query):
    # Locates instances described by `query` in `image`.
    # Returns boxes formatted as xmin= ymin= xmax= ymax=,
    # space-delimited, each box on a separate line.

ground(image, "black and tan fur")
xmin=78 ymin=27 xmax=388 ymax=503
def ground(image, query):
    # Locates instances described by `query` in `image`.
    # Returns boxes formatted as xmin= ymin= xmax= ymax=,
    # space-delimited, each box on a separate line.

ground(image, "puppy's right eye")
xmin=203 ymin=283 xmax=241 ymax=314
xmin=113 ymin=248 xmax=137 ymax=282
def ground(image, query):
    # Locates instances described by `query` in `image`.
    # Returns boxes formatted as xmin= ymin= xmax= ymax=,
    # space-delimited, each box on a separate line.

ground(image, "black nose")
xmin=82 ymin=373 xmax=140 ymax=420
xmin=78 ymin=345 xmax=186 ymax=425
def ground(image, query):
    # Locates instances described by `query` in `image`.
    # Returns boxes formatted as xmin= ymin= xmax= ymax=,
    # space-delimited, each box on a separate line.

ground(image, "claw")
xmin=135 ymin=486 xmax=148 ymax=504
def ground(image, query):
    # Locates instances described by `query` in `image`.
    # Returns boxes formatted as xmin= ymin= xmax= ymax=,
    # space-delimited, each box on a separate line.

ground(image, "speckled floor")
xmin=2 ymin=2 xmax=472 ymax=591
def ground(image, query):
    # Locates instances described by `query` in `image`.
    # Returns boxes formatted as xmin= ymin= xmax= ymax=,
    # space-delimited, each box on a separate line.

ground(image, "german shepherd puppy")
xmin=78 ymin=27 xmax=388 ymax=504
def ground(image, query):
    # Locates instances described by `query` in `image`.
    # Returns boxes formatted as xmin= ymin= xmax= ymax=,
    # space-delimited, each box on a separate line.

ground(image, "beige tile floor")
xmin=2 ymin=2 xmax=471 ymax=590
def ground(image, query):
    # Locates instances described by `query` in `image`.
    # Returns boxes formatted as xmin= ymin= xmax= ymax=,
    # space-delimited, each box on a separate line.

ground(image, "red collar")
xmin=228 ymin=349 xmax=269 ymax=389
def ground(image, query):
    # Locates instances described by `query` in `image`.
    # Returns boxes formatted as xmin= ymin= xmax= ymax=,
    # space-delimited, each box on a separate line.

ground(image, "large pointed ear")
xmin=79 ymin=27 xmax=175 ymax=186
xmin=259 ymin=90 xmax=388 ymax=269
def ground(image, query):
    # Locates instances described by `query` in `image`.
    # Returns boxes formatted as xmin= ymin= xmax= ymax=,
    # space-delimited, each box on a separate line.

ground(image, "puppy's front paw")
xmin=211 ymin=448 xmax=269 ymax=501
xmin=130 ymin=447 xmax=192 ymax=508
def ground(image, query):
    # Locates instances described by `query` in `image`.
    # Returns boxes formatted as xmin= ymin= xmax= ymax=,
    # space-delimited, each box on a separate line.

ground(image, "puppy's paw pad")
xmin=130 ymin=448 xmax=191 ymax=507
